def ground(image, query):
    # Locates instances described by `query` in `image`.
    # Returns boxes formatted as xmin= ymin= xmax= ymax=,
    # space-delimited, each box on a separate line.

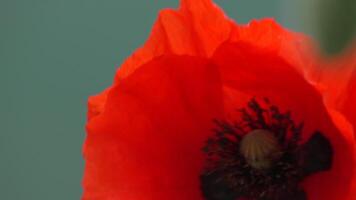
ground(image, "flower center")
xmin=240 ymin=129 xmax=280 ymax=170
xmin=200 ymin=98 xmax=333 ymax=200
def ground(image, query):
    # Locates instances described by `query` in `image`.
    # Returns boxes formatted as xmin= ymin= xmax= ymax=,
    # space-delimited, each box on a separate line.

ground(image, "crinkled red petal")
xmin=115 ymin=0 xmax=233 ymax=80
xmin=83 ymin=55 xmax=224 ymax=199
xmin=306 ymin=49 xmax=356 ymax=135
xmin=89 ymin=0 xmax=311 ymax=120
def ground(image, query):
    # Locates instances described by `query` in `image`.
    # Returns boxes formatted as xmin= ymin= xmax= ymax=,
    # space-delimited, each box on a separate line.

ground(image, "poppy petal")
xmin=306 ymin=49 xmax=356 ymax=134
xmin=115 ymin=0 xmax=312 ymax=82
xmin=83 ymin=55 xmax=224 ymax=199
xmin=212 ymin=41 xmax=356 ymax=200
xmin=115 ymin=0 xmax=233 ymax=80
xmin=90 ymin=0 xmax=312 ymax=121
xmin=231 ymin=19 xmax=312 ymax=70
xmin=88 ymin=0 xmax=233 ymax=120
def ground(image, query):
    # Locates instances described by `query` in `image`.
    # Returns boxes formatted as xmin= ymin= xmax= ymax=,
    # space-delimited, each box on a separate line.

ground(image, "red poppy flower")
xmin=82 ymin=0 xmax=356 ymax=199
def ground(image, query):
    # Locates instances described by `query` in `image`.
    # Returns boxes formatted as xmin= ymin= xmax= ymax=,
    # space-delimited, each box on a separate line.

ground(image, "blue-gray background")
xmin=1 ymin=0 xmax=353 ymax=199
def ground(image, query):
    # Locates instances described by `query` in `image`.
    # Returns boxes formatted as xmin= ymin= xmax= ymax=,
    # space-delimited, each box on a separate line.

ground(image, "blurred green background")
xmin=0 ymin=0 xmax=354 ymax=199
